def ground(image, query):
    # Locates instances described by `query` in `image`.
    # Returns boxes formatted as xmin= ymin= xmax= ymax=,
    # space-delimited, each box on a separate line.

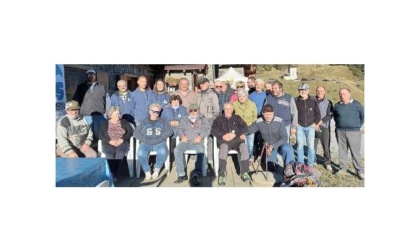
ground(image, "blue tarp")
xmin=56 ymin=158 xmax=114 ymax=187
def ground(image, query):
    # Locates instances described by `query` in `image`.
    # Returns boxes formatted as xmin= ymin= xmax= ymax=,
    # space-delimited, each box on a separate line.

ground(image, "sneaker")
xmin=218 ymin=175 xmax=226 ymax=186
xmin=325 ymin=164 xmax=333 ymax=171
xmin=294 ymin=163 xmax=304 ymax=175
xmin=357 ymin=172 xmax=365 ymax=180
xmin=144 ymin=171 xmax=152 ymax=180
xmin=152 ymin=169 xmax=160 ymax=180
xmin=192 ymin=175 xmax=201 ymax=186
xmin=303 ymin=165 xmax=314 ymax=175
xmin=335 ymin=169 xmax=347 ymax=176
xmin=241 ymin=172 xmax=251 ymax=182
xmin=284 ymin=163 xmax=295 ymax=177
xmin=173 ymin=175 xmax=188 ymax=184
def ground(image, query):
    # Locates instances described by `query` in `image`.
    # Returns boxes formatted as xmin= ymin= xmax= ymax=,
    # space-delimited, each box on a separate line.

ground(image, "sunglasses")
xmin=150 ymin=110 xmax=160 ymax=114
xmin=189 ymin=109 xmax=198 ymax=112
xmin=237 ymin=86 xmax=244 ymax=88
xmin=215 ymin=85 xmax=222 ymax=88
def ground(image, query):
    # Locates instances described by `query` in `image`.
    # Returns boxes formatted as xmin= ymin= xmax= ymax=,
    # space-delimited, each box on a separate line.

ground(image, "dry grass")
xmin=256 ymin=64 xmax=364 ymax=106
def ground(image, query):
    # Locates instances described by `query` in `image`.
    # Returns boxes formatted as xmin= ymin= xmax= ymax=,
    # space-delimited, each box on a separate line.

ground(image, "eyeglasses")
xmin=189 ymin=109 xmax=198 ymax=112
xmin=151 ymin=110 xmax=160 ymax=114
xmin=215 ymin=85 xmax=222 ymax=88
xmin=299 ymin=89 xmax=308 ymax=92
xmin=236 ymin=86 xmax=244 ymax=88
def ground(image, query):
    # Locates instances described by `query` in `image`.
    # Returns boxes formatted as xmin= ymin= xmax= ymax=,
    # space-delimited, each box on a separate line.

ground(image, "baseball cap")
xmin=188 ymin=103 xmax=199 ymax=110
xmin=65 ymin=100 xmax=80 ymax=110
xmin=298 ymin=83 xmax=309 ymax=90
xmin=86 ymin=69 xmax=97 ymax=75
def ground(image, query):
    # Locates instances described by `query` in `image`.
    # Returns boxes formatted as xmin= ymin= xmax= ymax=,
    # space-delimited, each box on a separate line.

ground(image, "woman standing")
xmin=233 ymin=89 xmax=258 ymax=161
xmin=153 ymin=78 xmax=171 ymax=109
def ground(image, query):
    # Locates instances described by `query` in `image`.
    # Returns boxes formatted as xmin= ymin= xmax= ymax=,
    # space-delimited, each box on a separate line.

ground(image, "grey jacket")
xmin=247 ymin=116 xmax=288 ymax=149
xmin=178 ymin=113 xmax=211 ymax=143
xmin=57 ymin=115 xmax=93 ymax=155
xmin=196 ymin=89 xmax=220 ymax=123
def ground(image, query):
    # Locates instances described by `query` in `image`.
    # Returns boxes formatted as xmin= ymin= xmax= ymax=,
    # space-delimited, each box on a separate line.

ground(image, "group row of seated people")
xmin=56 ymin=97 xmax=298 ymax=186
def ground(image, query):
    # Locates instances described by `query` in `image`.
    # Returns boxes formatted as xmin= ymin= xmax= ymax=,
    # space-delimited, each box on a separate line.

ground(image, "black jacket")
xmin=295 ymin=95 xmax=321 ymax=127
xmin=211 ymin=114 xmax=247 ymax=147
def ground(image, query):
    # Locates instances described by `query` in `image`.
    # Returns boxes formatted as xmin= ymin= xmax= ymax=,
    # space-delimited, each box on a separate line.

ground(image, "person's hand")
xmin=222 ymin=133 xmax=235 ymax=141
xmin=290 ymin=128 xmax=296 ymax=135
xmin=181 ymin=135 xmax=188 ymax=143
xmin=193 ymin=135 xmax=202 ymax=144
xmin=171 ymin=121 xmax=179 ymax=127
xmin=240 ymin=134 xmax=246 ymax=140
xmin=81 ymin=144 xmax=90 ymax=152
xmin=67 ymin=152 xmax=78 ymax=158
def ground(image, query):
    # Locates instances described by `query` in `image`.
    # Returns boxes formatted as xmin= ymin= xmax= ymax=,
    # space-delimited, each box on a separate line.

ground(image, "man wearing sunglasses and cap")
xmin=133 ymin=103 xmax=173 ymax=181
xmin=173 ymin=103 xmax=211 ymax=186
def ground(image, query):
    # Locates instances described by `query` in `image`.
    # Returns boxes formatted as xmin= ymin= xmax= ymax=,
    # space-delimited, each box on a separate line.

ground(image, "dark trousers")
xmin=102 ymin=141 xmax=130 ymax=177
xmin=314 ymin=125 xmax=331 ymax=165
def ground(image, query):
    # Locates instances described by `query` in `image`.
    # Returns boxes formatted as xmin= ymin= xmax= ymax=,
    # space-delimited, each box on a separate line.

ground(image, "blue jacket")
xmin=161 ymin=105 xmax=188 ymax=137
xmin=265 ymin=93 xmax=295 ymax=126
xmin=154 ymin=92 xmax=171 ymax=109
xmin=110 ymin=91 xmax=135 ymax=124
xmin=133 ymin=118 xmax=173 ymax=145
xmin=249 ymin=91 xmax=267 ymax=116
xmin=132 ymin=88 xmax=156 ymax=124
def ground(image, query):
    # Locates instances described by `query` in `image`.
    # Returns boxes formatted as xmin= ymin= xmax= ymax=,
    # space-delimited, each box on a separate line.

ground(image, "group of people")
xmin=56 ymin=69 xmax=365 ymax=186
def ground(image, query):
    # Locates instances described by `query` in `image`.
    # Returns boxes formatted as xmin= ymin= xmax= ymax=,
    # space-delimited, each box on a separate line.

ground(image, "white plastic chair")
xmin=213 ymin=136 xmax=239 ymax=177
xmin=96 ymin=180 xmax=110 ymax=187
xmin=135 ymin=138 xmax=170 ymax=178
xmin=175 ymin=136 xmax=208 ymax=176
xmin=98 ymin=123 xmax=136 ymax=177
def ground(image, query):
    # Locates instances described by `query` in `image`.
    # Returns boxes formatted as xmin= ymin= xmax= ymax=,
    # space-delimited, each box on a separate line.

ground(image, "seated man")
xmin=247 ymin=104 xmax=296 ymax=178
xmin=56 ymin=100 xmax=97 ymax=158
xmin=211 ymin=102 xmax=251 ymax=186
xmin=133 ymin=103 xmax=173 ymax=180
xmin=173 ymin=103 xmax=211 ymax=186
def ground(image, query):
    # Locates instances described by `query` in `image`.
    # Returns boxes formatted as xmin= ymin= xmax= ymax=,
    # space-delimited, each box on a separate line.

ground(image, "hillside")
xmin=256 ymin=64 xmax=364 ymax=106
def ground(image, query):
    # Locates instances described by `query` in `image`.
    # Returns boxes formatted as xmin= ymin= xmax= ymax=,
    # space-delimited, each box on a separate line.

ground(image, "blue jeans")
xmin=267 ymin=143 xmax=296 ymax=169
xmin=137 ymin=141 xmax=168 ymax=172
xmin=285 ymin=124 xmax=291 ymax=140
xmin=297 ymin=125 xmax=315 ymax=166
xmin=245 ymin=133 xmax=255 ymax=157
xmin=174 ymin=142 xmax=206 ymax=177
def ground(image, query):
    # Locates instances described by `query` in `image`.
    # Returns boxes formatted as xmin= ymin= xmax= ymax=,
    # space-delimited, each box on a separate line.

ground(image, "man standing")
xmin=132 ymin=75 xmax=156 ymax=125
xmin=211 ymin=103 xmax=251 ymax=186
xmin=265 ymin=79 xmax=298 ymax=140
xmin=110 ymin=80 xmax=135 ymax=124
xmin=173 ymin=103 xmax=211 ymax=186
xmin=56 ymin=100 xmax=97 ymax=158
xmin=333 ymin=87 xmax=365 ymax=180
xmin=173 ymin=78 xmax=196 ymax=109
xmin=72 ymin=69 xmax=107 ymax=139
xmin=247 ymin=76 xmax=256 ymax=94
xmin=314 ymin=86 xmax=334 ymax=171
xmin=196 ymin=77 xmax=219 ymax=162
xmin=295 ymin=83 xmax=320 ymax=173
xmin=214 ymin=79 xmax=235 ymax=115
